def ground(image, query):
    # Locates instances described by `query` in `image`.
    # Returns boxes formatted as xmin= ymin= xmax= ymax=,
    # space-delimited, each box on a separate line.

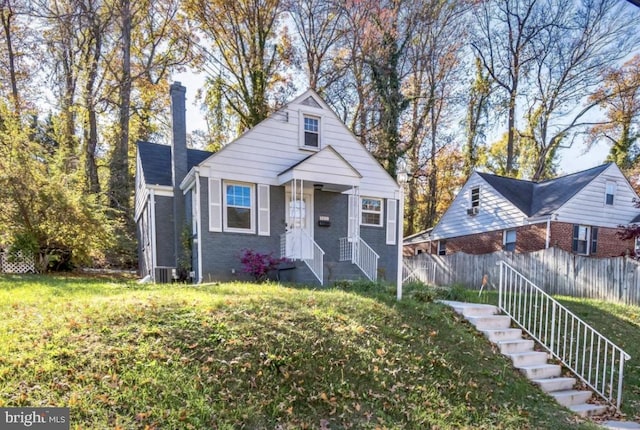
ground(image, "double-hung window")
xmin=437 ymin=240 xmax=447 ymax=256
xmin=224 ymin=182 xmax=254 ymax=233
xmin=572 ymin=225 xmax=598 ymax=255
xmin=303 ymin=116 xmax=319 ymax=148
xmin=361 ymin=197 xmax=383 ymax=226
xmin=605 ymin=181 xmax=616 ymax=206
xmin=504 ymin=230 xmax=516 ymax=252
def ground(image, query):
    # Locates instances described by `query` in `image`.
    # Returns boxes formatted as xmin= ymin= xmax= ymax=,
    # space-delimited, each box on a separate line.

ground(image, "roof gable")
xmin=477 ymin=163 xmax=612 ymax=217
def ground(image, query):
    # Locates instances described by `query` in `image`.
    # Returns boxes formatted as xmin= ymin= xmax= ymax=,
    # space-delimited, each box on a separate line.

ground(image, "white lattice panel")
xmin=0 ymin=251 xmax=35 ymax=273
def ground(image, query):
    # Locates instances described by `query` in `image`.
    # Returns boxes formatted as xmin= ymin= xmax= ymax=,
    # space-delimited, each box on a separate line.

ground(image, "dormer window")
xmin=304 ymin=116 xmax=319 ymax=148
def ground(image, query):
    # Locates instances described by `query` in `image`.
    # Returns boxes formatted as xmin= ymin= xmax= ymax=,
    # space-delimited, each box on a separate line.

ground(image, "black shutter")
xmin=591 ymin=227 xmax=599 ymax=254
xmin=572 ymin=225 xmax=579 ymax=253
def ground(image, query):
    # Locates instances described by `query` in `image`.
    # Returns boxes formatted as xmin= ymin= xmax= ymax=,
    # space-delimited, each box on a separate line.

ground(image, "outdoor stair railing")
xmin=339 ymin=237 xmax=379 ymax=281
xmin=499 ymin=261 xmax=631 ymax=409
xmin=280 ymin=230 xmax=325 ymax=285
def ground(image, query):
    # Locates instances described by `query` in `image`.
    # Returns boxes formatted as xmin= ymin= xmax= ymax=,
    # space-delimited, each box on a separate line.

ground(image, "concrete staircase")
xmin=441 ymin=300 xmax=608 ymax=418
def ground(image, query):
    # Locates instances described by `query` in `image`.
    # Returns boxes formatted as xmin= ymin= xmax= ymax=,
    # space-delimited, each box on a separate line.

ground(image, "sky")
xmin=171 ymin=71 xmax=612 ymax=177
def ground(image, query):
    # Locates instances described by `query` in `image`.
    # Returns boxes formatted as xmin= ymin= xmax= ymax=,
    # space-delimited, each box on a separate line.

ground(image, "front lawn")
xmin=0 ymin=275 xmax=602 ymax=429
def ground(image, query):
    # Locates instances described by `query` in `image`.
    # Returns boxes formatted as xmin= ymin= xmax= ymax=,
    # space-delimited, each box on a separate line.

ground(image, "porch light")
xmin=397 ymin=161 xmax=408 ymax=185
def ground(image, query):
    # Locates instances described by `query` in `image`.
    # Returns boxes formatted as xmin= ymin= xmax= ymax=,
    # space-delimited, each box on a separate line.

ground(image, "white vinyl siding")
xmin=209 ymin=178 xmax=222 ymax=232
xmin=257 ymin=184 xmax=270 ymax=236
xmin=431 ymin=173 xmax=525 ymax=240
xmin=557 ymin=165 xmax=639 ymax=228
xmin=198 ymin=90 xmax=398 ymax=199
xmin=386 ymin=199 xmax=397 ymax=245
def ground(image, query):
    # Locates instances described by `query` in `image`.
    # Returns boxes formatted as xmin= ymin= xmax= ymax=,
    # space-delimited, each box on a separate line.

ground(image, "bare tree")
xmin=471 ymin=0 xmax=563 ymax=176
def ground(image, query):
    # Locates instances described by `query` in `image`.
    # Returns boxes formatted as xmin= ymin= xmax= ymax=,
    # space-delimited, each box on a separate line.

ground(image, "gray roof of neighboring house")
xmin=403 ymin=228 xmax=432 ymax=245
xmin=138 ymin=141 xmax=213 ymax=186
xmin=477 ymin=163 xmax=612 ymax=217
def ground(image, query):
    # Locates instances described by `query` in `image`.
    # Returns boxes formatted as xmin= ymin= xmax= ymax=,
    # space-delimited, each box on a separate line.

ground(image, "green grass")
xmin=0 ymin=275 xmax=605 ymax=429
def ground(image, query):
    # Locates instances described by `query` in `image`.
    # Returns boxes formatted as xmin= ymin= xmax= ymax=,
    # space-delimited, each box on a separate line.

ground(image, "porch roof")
xmin=277 ymin=145 xmax=362 ymax=191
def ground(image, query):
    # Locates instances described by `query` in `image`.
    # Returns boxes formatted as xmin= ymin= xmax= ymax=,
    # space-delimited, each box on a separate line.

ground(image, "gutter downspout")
xmin=546 ymin=217 xmax=551 ymax=249
xmin=150 ymin=189 xmax=157 ymax=280
xmin=195 ymin=171 xmax=203 ymax=283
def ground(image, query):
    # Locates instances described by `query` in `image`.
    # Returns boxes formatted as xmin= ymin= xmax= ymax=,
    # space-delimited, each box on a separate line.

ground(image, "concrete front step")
xmin=551 ymin=390 xmax=593 ymax=407
xmin=569 ymin=403 xmax=608 ymax=417
xmin=531 ymin=377 xmax=577 ymax=393
xmin=508 ymin=351 xmax=549 ymax=367
xmin=467 ymin=315 xmax=512 ymax=330
xmin=482 ymin=328 xmax=523 ymax=342
xmin=440 ymin=301 xmax=500 ymax=317
xmin=439 ymin=301 xmax=607 ymax=420
xmin=518 ymin=363 xmax=562 ymax=379
xmin=497 ymin=339 xmax=535 ymax=354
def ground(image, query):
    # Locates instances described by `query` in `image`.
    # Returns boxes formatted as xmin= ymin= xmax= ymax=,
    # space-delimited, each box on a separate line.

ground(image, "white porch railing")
xmin=499 ymin=261 xmax=631 ymax=410
xmin=339 ymin=237 xmax=379 ymax=281
xmin=280 ymin=231 xmax=325 ymax=285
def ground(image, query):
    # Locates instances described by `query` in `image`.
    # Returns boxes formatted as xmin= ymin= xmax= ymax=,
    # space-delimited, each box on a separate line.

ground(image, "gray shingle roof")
xmin=477 ymin=163 xmax=612 ymax=217
xmin=138 ymin=141 xmax=213 ymax=186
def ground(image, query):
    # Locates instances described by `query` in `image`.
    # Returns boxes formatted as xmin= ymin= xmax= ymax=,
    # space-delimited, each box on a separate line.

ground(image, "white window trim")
xmin=361 ymin=197 xmax=384 ymax=227
xmin=299 ymin=110 xmax=322 ymax=151
xmin=437 ymin=240 xmax=446 ymax=255
xmin=223 ymin=181 xmax=255 ymax=234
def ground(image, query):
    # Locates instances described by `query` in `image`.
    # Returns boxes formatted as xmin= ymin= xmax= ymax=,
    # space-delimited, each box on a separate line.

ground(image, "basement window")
xmin=504 ymin=230 xmax=516 ymax=252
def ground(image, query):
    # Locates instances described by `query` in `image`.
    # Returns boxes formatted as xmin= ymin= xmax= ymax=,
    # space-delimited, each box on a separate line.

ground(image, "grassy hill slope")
xmin=0 ymin=276 xmax=601 ymax=429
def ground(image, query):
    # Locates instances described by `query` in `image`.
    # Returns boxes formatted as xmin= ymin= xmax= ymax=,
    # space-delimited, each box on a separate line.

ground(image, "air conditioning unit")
xmin=154 ymin=267 xmax=175 ymax=283
xmin=467 ymin=207 xmax=479 ymax=216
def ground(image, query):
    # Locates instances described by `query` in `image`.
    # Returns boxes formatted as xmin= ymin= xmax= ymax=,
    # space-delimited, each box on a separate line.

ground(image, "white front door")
xmin=285 ymin=192 xmax=313 ymax=259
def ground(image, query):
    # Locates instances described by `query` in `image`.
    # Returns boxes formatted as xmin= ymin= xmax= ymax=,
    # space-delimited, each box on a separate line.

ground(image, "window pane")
xmin=362 ymin=199 xmax=381 ymax=211
xmin=362 ymin=212 xmax=381 ymax=225
xmin=304 ymin=117 xmax=318 ymax=132
xmin=304 ymin=132 xmax=318 ymax=147
xmin=606 ymin=194 xmax=614 ymax=205
xmin=227 ymin=207 xmax=251 ymax=229
xmin=227 ymin=185 xmax=251 ymax=208
xmin=471 ymin=187 xmax=480 ymax=207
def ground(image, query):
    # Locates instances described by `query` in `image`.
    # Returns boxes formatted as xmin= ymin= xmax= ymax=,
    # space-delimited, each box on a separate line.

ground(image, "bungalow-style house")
xmin=418 ymin=164 xmax=640 ymax=257
xmin=135 ymin=82 xmax=402 ymax=285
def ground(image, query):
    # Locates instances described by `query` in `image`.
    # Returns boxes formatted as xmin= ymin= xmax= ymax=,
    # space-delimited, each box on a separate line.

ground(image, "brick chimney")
xmin=170 ymin=82 xmax=187 ymax=269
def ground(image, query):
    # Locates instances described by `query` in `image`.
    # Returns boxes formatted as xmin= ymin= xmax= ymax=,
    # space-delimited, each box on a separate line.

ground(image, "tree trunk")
xmin=109 ymin=0 xmax=131 ymax=213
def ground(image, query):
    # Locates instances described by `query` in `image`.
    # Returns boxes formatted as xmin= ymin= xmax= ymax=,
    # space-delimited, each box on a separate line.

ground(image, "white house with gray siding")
xmin=135 ymin=83 xmax=402 ymax=285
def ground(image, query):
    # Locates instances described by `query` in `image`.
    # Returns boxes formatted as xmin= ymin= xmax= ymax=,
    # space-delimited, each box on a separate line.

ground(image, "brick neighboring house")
xmin=412 ymin=163 xmax=640 ymax=257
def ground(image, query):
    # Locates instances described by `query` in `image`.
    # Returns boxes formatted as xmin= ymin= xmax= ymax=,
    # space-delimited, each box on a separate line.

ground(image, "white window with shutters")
xmin=209 ymin=178 xmax=222 ymax=232
xmin=386 ymin=199 xmax=397 ymax=245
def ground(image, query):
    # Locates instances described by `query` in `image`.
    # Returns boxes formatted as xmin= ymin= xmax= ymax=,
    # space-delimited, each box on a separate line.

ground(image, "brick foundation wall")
xmin=549 ymin=222 xmax=633 ymax=257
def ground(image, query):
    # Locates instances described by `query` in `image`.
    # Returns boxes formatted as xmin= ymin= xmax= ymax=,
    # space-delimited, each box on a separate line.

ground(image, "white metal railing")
xmin=280 ymin=231 xmax=325 ymax=285
xmin=339 ymin=237 xmax=379 ymax=281
xmin=499 ymin=261 xmax=631 ymax=409
xmin=402 ymin=259 xmax=436 ymax=284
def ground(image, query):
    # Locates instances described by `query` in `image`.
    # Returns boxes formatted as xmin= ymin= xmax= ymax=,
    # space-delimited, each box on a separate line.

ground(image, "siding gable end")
xmin=431 ymin=173 xmax=527 ymax=240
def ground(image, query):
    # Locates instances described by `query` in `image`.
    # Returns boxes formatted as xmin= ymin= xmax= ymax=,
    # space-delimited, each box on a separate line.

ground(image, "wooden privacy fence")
xmin=403 ymin=247 xmax=640 ymax=306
